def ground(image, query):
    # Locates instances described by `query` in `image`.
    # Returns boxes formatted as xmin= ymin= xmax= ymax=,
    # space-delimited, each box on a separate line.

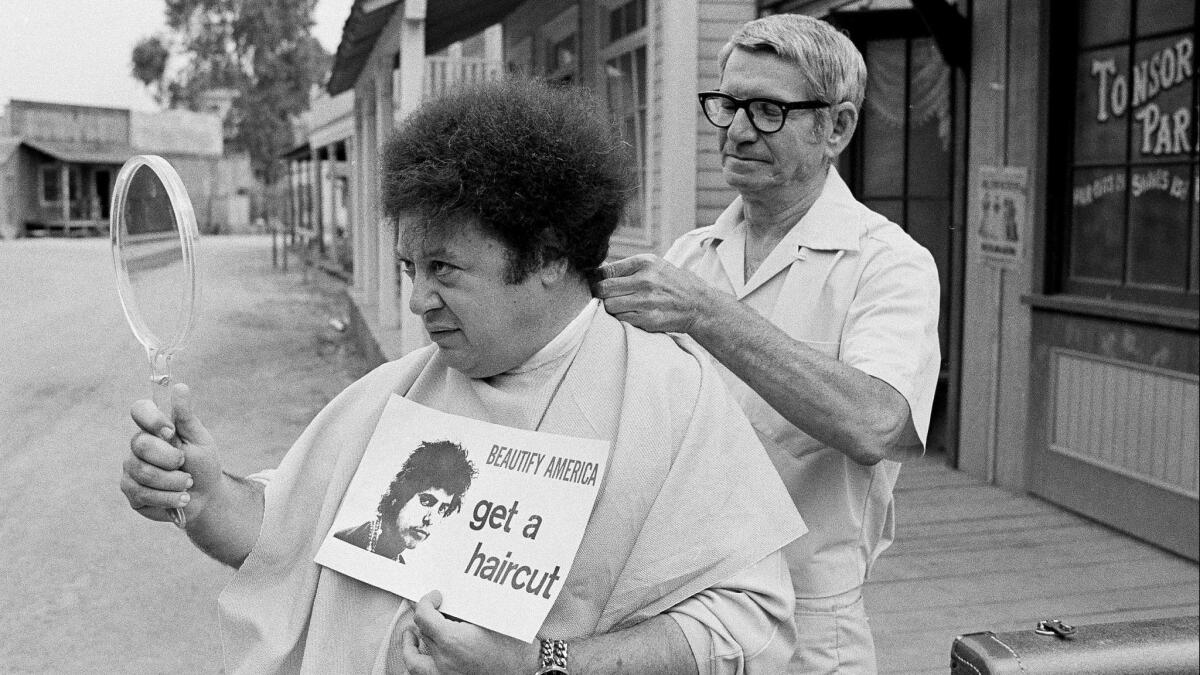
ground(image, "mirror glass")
xmin=111 ymin=156 xmax=198 ymax=371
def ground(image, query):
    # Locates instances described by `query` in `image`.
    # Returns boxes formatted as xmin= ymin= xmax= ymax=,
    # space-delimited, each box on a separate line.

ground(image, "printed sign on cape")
xmin=314 ymin=394 xmax=609 ymax=642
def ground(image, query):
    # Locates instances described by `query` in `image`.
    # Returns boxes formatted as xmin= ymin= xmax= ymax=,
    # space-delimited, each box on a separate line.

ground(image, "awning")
xmin=280 ymin=141 xmax=312 ymax=160
xmin=327 ymin=0 xmax=525 ymax=96
xmin=20 ymin=138 xmax=136 ymax=165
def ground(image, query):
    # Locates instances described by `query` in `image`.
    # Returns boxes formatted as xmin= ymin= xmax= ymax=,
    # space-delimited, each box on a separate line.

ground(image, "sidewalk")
xmin=865 ymin=452 xmax=1200 ymax=673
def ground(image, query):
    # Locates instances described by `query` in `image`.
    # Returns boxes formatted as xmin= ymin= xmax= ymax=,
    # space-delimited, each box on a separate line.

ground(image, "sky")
xmin=0 ymin=0 xmax=356 ymax=113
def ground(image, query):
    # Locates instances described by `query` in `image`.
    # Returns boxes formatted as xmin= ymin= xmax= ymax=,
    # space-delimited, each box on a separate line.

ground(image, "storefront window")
xmin=542 ymin=7 xmax=578 ymax=85
xmin=40 ymin=165 xmax=60 ymax=204
xmin=602 ymin=0 xmax=647 ymax=235
xmin=1059 ymin=1 xmax=1197 ymax=307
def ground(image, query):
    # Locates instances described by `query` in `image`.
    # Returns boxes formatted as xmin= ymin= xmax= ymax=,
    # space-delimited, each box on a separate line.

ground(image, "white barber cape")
xmin=217 ymin=306 xmax=806 ymax=673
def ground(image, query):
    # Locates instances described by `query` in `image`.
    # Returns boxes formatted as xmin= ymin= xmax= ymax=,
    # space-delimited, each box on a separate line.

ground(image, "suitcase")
xmin=950 ymin=615 xmax=1199 ymax=674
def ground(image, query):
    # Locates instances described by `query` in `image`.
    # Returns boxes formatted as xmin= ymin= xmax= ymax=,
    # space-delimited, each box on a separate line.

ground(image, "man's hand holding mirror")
xmin=110 ymin=155 xmax=201 ymax=529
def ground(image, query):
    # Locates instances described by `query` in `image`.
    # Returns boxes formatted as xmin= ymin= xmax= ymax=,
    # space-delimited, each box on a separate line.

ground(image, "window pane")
xmin=1070 ymin=166 xmax=1128 ymax=282
xmin=863 ymin=198 xmax=903 ymax=225
xmin=41 ymin=166 xmax=60 ymax=202
xmin=606 ymin=43 xmax=647 ymax=232
xmin=1191 ymin=165 xmax=1199 ymax=292
xmin=1079 ymin=0 xmax=1130 ymax=47
xmin=1129 ymin=34 xmax=1196 ymax=163
xmin=1076 ymin=46 xmax=1131 ymax=165
xmin=608 ymin=0 xmax=646 ymax=43
xmin=69 ymin=166 xmax=86 ymax=219
xmin=907 ymin=38 xmax=952 ymax=198
xmin=1128 ymin=163 xmax=1193 ymax=288
xmin=1137 ymin=0 xmax=1195 ymax=36
xmin=907 ymin=198 xmax=951 ymax=357
xmin=861 ymin=39 xmax=906 ymax=197
xmin=548 ymin=34 xmax=576 ymax=72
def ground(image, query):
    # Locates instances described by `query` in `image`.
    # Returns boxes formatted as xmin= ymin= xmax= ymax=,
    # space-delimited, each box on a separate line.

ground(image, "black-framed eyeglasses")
xmin=697 ymin=91 xmax=829 ymax=134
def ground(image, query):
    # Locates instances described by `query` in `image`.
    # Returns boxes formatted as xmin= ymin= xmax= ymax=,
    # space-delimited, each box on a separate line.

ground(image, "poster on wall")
xmin=973 ymin=165 xmax=1029 ymax=267
xmin=314 ymin=394 xmax=609 ymax=642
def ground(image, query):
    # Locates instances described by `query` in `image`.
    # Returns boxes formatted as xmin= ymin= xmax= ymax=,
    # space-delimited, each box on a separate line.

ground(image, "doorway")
xmin=830 ymin=8 xmax=967 ymax=461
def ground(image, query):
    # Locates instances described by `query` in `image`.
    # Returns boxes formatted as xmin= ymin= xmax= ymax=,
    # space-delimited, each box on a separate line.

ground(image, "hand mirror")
xmin=110 ymin=155 xmax=200 ymax=529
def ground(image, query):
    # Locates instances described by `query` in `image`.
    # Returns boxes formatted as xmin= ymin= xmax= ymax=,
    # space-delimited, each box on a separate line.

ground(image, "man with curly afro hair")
xmin=382 ymin=76 xmax=631 ymax=285
xmin=121 ymin=76 xmax=805 ymax=675
xmin=334 ymin=440 xmax=477 ymax=563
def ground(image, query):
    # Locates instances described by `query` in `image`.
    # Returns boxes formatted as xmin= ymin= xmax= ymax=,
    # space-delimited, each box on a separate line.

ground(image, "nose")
xmin=420 ymin=511 xmax=433 ymax=526
xmin=408 ymin=273 xmax=444 ymax=316
xmin=726 ymin=107 xmax=759 ymax=143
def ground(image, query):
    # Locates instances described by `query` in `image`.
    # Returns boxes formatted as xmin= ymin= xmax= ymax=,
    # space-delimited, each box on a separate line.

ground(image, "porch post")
xmin=395 ymin=0 xmax=427 ymax=352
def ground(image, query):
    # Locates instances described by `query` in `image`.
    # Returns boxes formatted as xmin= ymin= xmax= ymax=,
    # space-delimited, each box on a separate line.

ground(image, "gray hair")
xmin=718 ymin=14 xmax=868 ymax=111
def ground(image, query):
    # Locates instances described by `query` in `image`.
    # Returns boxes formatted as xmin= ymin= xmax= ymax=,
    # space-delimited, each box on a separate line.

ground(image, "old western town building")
xmin=0 ymin=99 xmax=251 ymax=239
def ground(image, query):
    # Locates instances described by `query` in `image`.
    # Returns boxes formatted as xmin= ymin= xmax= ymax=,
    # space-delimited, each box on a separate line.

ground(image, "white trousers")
xmin=789 ymin=586 xmax=877 ymax=674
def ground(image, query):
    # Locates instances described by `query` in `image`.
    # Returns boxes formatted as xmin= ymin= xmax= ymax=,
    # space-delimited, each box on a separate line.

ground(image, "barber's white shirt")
xmin=667 ymin=167 xmax=941 ymax=597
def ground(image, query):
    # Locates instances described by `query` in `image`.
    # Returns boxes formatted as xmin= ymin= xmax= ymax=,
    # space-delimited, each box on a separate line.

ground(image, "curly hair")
xmin=377 ymin=440 xmax=477 ymax=522
xmin=381 ymin=76 xmax=634 ymax=283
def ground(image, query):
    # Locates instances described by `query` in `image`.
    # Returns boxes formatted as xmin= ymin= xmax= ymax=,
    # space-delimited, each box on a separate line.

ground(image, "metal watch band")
xmin=535 ymin=638 xmax=568 ymax=675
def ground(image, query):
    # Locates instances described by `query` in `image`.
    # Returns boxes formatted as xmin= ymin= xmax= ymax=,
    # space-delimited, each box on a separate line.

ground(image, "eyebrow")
xmin=396 ymin=243 xmax=455 ymax=261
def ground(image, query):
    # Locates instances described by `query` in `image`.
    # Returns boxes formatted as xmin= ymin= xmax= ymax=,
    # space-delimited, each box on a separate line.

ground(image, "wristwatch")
xmin=534 ymin=637 xmax=569 ymax=675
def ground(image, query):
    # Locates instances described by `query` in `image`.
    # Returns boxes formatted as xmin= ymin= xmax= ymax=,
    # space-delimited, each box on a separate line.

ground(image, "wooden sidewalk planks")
xmin=864 ymin=453 xmax=1200 ymax=674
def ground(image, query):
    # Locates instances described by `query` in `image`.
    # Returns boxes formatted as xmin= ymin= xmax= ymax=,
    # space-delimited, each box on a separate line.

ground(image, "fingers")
xmin=131 ymin=398 xmax=175 ymax=441
xmin=123 ymin=417 xmax=192 ymax=521
xmin=170 ymin=383 xmax=214 ymax=446
xmin=411 ymin=590 xmax=445 ymax=635
xmin=120 ymin=450 xmax=192 ymax=517
xmin=404 ymin=592 xmax=445 ymax=674
xmin=399 ymin=626 xmax=435 ymax=674
xmin=129 ymin=427 xmax=185 ymax=469
xmin=596 ymin=253 xmax=656 ymax=280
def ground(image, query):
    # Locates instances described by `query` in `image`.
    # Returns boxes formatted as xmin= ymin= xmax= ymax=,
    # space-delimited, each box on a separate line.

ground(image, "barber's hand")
xmin=399 ymin=590 xmax=538 ymax=675
xmin=121 ymin=383 xmax=222 ymax=523
xmin=593 ymin=254 xmax=715 ymax=334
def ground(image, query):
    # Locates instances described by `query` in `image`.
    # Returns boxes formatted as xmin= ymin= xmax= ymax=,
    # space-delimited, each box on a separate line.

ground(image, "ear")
xmin=826 ymin=102 xmax=859 ymax=159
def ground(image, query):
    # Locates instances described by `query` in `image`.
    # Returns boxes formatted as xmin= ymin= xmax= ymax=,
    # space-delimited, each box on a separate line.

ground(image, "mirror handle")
xmin=149 ymin=349 xmax=188 ymax=530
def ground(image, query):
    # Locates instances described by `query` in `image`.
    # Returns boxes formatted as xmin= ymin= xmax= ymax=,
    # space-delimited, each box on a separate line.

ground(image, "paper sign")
xmin=314 ymin=394 xmax=609 ymax=642
xmin=974 ymin=165 xmax=1029 ymax=267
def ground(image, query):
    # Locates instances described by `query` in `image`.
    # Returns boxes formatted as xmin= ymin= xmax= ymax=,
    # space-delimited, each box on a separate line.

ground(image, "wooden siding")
xmin=694 ymin=1 xmax=750 ymax=230
xmin=865 ymin=453 xmax=1200 ymax=674
xmin=1051 ymin=349 xmax=1200 ymax=499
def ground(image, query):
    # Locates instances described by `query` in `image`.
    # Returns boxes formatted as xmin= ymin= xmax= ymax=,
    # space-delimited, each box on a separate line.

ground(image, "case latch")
xmin=1035 ymin=618 xmax=1076 ymax=638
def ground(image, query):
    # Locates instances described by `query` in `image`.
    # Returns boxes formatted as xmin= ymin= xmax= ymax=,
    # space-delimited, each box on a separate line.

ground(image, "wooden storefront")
xmin=764 ymin=0 xmax=1197 ymax=560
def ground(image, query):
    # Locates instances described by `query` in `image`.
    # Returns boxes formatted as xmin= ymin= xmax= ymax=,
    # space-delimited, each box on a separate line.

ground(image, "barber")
xmin=594 ymin=14 xmax=940 ymax=674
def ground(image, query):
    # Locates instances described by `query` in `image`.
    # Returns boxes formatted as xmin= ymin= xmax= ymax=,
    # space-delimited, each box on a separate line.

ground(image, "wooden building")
xmin=329 ymin=0 xmax=1197 ymax=560
xmin=281 ymin=91 xmax=355 ymax=273
xmin=0 ymin=99 xmax=250 ymax=238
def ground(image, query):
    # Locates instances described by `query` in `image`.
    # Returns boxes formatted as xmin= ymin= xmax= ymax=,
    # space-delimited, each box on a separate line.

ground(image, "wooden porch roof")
xmin=326 ymin=0 xmax=525 ymax=96
xmin=865 ymin=453 xmax=1199 ymax=673
xmin=20 ymin=138 xmax=135 ymax=165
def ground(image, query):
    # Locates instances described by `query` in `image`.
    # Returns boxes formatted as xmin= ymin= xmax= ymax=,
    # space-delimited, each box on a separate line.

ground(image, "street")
xmin=0 ymin=235 xmax=370 ymax=673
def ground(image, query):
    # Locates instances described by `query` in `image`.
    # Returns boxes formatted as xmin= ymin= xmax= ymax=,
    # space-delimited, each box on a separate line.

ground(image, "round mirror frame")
xmin=110 ymin=154 xmax=200 ymax=359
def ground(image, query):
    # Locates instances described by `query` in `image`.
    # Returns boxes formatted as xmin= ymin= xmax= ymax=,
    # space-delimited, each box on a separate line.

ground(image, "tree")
xmin=131 ymin=36 xmax=171 ymax=106
xmin=130 ymin=0 xmax=330 ymax=184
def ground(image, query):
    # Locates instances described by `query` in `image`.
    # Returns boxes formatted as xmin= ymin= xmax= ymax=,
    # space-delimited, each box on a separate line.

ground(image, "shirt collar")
xmin=506 ymin=298 xmax=599 ymax=374
xmin=703 ymin=167 xmax=866 ymax=254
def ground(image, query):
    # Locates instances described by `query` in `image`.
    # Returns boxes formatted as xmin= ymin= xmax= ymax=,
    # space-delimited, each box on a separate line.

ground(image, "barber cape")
xmin=218 ymin=308 xmax=805 ymax=673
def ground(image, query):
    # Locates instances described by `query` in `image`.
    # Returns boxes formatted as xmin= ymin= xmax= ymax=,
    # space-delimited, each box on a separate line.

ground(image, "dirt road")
xmin=0 ymin=235 xmax=370 ymax=673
